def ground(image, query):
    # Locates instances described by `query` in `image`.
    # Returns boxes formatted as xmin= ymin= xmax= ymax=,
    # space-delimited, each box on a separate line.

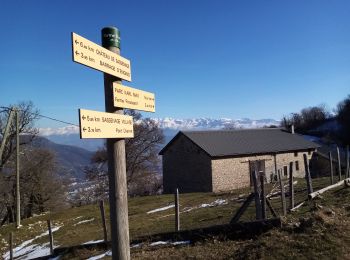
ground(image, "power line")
xmin=0 ymin=106 xmax=79 ymax=127
xmin=37 ymin=114 xmax=79 ymax=127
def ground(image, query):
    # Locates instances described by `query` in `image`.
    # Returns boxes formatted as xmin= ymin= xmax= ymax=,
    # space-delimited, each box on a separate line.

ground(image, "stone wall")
xmin=162 ymin=133 xmax=316 ymax=193
xmin=162 ymin=134 xmax=212 ymax=193
xmin=211 ymin=150 xmax=314 ymax=193
xmin=275 ymin=150 xmax=313 ymax=179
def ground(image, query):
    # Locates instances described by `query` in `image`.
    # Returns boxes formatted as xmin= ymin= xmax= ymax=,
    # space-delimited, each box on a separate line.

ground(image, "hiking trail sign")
xmin=72 ymin=27 xmax=154 ymax=259
xmin=72 ymin=32 xmax=131 ymax=81
xmin=79 ymin=109 xmax=134 ymax=139
xmin=113 ymin=83 xmax=155 ymax=112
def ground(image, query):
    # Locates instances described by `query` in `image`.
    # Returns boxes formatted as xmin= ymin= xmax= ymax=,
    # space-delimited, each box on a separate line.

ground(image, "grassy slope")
xmin=1 ymin=177 xmax=349 ymax=259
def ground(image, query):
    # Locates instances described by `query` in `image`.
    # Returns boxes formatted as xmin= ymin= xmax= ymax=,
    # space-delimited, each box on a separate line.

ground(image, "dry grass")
xmin=1 ymin=176 xmax=349 ymax=259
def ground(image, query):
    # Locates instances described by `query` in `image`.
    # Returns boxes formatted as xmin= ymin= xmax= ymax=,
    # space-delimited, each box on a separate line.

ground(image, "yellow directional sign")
xmin=72 ymin=32 xmax=131 ymax=81
xmin=79 ymin=109 xmax=134 ymax=139
xmin=113 ymin=83 xmax=155 ymax=112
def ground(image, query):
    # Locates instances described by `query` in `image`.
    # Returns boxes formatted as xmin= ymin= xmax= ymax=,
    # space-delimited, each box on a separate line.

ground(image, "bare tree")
xmin=83 ymin=109 xmax=164 ymax=199
xmin=281 ymin=105 xmax=330 ymax=133
xmin=21 ymin=148 xmax=67 ymax=217
xmin=336 ymin=95 xmax=350 ymax=145
xmin=0 ymin=101 xmax=39 ymax=169
xmin=0 ymin=102 xmax=69 ymax=224
xmin=0 ymin=146 xmax=68 ymax=224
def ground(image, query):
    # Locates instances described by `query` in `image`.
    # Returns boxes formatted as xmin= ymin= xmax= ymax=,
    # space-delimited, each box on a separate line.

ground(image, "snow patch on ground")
xmin=82 ymin=239 xmax=104 ymax=245
xmin=147 ymin=204 xmax=175 ymax=214
xmin=15 ymin=243 xmax=51 ymax=260
xmin=150 ymin=241 xmax=169 ymax=246
xmin=183 ymin=199 xmax=228 ymax=213
xmin=150 ymin=240 xmax=191 ymax=246
xmin=130 ymin=243 xmax=143 ymax=248
xmin=73 ymin=218 xmax=95 ymax=226
xmin=156 ymin=199 xmax=229 ymax=219
xmin=172 ymin=241 xmax=191 ymax=246
xmin=2 ymin=226 xmax=62 ymax=260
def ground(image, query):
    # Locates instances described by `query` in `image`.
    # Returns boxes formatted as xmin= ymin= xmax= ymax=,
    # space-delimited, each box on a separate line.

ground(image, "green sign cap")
xmin=102 ymin=26 xmax=120 ymax=48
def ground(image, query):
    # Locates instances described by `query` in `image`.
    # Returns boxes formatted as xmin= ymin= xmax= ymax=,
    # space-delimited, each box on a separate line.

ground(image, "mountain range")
xmin=35 ymin=117 xmax=279 ymax=179
xmin=29 ymin=136 xmax=94 ymax=180
xmin=39 ymin=117 xmax=280 ymax=151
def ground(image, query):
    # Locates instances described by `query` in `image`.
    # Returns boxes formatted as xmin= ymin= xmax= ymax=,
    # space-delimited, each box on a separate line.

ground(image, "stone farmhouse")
xmin=159 ymin=128 xmax=320 ymax=193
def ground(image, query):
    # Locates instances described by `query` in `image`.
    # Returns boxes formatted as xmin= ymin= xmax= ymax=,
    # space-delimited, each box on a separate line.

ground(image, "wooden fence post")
xmin=329 ymin=152 xmax=334 ymax=185
xmin=260 ymin=173 xmax=266 ymax=219
xmin=230 ymin=193 xmax=255 ymax=223
xmin=337 ymin=146 xmax=342 ymax=181
xmin=47 ymin=220 xmax=54 ymax=255
xmin=175 ymin=188 xmax=180 ymax=232
xmin=265 ymin=199 xmax=278 ymax=217
xmin=278 ymin=170 xmax=286 ymax=216
xmin=9 ymin=232 xmax=13 ymax=260
xmin=289 ymin=162 xmax=294 ymax=210
xmin=346 ymin=145 xmax=349 ymax=178
xmin=252 ymin=170 xmax=262 ymax=220
xmin=303 ymin=154 xmax=313 ymax=195
xmin=99 ymin=200 xmax=108 ymax=243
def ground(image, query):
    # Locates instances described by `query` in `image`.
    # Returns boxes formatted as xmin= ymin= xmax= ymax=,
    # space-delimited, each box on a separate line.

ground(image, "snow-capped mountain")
xmin=39 ymin=126 xmax=103 ymax=152
xmin=39 ymin=117 xmax=280 ymax=136
xmin=152 ymin=117 xmax=280 ymax=130
xmin=39 ymin=117 xmax=280 ymax=151
xmin=38 ymin=117 xmax=280 ymax=151
xmin=39 ymin=125 xmax=80 ymax=136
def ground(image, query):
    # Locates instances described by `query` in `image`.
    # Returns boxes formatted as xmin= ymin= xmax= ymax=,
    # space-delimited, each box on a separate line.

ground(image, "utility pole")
xmin=15 ymin=108 xmax=21 ymax=228
xmin=0 ymin=108 xmax=15 ymax=163
xmin=102 ymin=27 xmax=130 ymax=260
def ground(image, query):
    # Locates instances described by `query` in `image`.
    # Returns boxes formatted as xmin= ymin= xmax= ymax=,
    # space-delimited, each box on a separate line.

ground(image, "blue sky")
xmin=0 ymin=0 xmax=349 ymax=128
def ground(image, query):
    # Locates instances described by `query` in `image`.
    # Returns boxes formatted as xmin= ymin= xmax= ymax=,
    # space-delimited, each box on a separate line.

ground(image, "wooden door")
xmin=249 ymin=160 xmax=266 ymax=186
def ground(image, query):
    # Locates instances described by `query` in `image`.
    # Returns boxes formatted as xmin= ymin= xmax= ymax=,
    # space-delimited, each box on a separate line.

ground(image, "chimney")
xmin=291 ymin=125 xmax=295 ymax=134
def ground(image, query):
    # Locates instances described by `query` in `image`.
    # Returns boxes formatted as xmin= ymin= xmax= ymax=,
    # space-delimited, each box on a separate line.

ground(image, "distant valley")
xmin=30 ymin=136 xmax=94 ymax=180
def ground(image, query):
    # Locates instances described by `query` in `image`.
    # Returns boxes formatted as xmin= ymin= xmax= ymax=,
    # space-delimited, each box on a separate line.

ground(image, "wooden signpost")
xmin=72 ymin=27 xmax=156 ymax=260
xmin=79 ymin=109 xmax=134 ymax=139
xmin=113 ymin=83 xmax=155 ymax=112
xmin=72 ymin=32 xmax=131 ymax=82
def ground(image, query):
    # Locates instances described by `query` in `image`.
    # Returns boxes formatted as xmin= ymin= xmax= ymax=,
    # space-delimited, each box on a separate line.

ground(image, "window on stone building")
xmin=294 ymin=152 xmax=298 ymax=157
xmin=284 ymin=166 xmax=288 ymax=176
xmin=295 ymin=161 xmax=299 ymax=171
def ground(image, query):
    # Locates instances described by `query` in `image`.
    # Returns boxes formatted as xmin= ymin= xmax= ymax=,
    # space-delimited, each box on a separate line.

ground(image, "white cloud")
xmin=39 ymin=126 xmax=79 ymax=136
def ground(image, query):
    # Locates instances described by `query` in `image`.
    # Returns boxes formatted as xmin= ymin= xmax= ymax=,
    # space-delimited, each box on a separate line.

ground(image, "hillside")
xmin=30 ymin=136 xmax=94 ymax=180
xmin=1 ymin=177 xmax=350 ymax=259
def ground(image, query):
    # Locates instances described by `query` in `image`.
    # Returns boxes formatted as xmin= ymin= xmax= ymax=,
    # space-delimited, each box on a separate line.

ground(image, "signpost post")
xmin=72 ymin=27 xmax=155 ymax=260
xmin=102 ymin=26 xmax=130 ymax=260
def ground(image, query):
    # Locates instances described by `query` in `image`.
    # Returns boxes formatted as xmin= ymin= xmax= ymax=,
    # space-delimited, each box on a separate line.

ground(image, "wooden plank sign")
xmin=113 ymin=83 xmax=155 ymax=112
xmin=72 ymin=32 xmax=131 ymax=81
xmin=79 ymin=109 xmax=134 ymax=139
